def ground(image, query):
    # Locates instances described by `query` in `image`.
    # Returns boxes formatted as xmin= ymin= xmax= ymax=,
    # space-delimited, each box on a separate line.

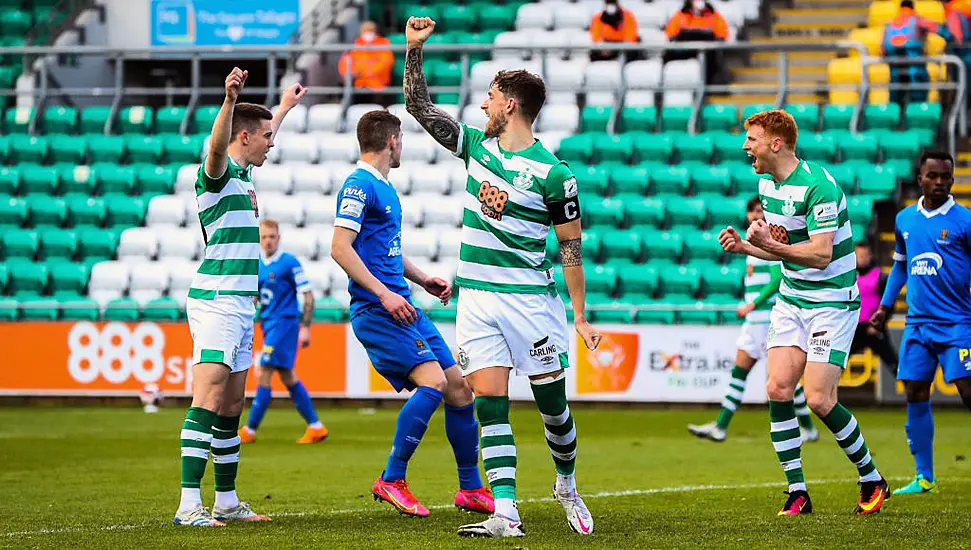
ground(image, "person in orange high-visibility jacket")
xmin=590 ymin=0 xmax=640 ymax=61
xmin=664 ymin=1 xmax=730 ymax=84
xmin=943 ymin=0 xmax=971 ymax=106
xmin=882 ymin=0 xmax=954 ymax=104
xmin=339 ymin=21 xmax=394 ymax=104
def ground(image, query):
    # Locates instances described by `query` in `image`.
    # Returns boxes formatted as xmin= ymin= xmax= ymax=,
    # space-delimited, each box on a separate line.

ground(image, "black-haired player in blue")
xmin=871 ymin=150 xmax=971 ymax=495
xmin=239 ymin=219 xmax=328 ymax=445
xmin=330 ymin=109 xmax=494 ymax=518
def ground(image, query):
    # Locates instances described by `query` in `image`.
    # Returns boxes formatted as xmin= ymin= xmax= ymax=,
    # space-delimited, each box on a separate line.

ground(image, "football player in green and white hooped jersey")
xmin=688 ymin=196 xmax=818 ymax=443
xmin=719 ymin=110 xmax=890 ymax=517
xmin=174 ymin=67 xmax=306 ymax=527
xmin=404 ymin=16 xmax=601 ymax=538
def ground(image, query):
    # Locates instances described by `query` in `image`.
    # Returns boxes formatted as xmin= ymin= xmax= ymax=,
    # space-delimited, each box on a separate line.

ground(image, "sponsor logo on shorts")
xmin=530 ymin=336 xmax=557 ymax=366
xmin=960 ymin=349 xmax=971 ymax=371
xmin=767 ymin=324 xmax=777 ymax=342
xmin=458 ymin=348 xmax=470 ymax=371
xmin=231 ymin=344 xmax=239 ymax=365
xmin=415 ymin=339 xmax=425 ymax=350
xmin=809 ymin=337 xmax=831 ymax=350
xmin=812 ymin=331 xmax=827 ymax=338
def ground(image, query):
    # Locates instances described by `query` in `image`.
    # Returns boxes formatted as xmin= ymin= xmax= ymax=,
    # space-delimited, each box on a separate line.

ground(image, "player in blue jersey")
xmin=238 ymin=218 xmax=329 ymax=445
xmin=330 ymin=110 xmax=494 ymax=518
xmin=871 ymin=151 xmax=971 ymax=495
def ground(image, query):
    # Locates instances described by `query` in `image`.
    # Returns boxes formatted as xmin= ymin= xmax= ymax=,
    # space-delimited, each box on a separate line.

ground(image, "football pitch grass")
xmin=2 ymin=404 xmax=969 ymax=549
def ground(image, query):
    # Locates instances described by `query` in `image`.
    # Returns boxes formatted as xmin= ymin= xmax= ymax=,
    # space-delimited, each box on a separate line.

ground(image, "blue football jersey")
xmin=258 ymin=251 xmax=311 ymax=321
xmin=334 ymin=161 xmax=411 ymax=317
xmin=893 ymin=197 xmax=971 ymax=325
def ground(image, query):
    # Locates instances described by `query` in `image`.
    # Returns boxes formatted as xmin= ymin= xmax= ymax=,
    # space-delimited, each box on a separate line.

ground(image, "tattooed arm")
xmin=403 ymin=17 xmax=461 ymax=152
xmin=298 ymin=291 xmax=313 ymax=348
xmin=554 ymin=219 xmax=602 ymax=351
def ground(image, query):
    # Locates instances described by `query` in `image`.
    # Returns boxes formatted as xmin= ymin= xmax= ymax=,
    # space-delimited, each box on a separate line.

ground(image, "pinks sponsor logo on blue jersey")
xmin=343 ymin=186 xmax=367 ymax=201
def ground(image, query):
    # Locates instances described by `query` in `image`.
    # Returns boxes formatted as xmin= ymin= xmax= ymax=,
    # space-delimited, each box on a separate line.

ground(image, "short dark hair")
xmin=230 ymin=103 xmax=273 ymax=142
xmin=746 ymin=195 xmax=762 ymax=212
xmin=491 ymin=70 xmax=547 ymax=124
xmin=918 ymin=150 xmax=954 ymax=169
xmin=357 ymin=110 xmax=401 ymax=153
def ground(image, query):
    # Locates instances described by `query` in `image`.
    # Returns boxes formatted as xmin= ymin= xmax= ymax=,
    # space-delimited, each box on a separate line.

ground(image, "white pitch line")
xmin=4 ymin=476 xmax=968 ymax=538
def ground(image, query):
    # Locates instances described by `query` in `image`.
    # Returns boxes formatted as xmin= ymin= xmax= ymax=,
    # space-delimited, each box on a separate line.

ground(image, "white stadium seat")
xmin=167 ymin=260 xmax=199 ymax=291
xmin=546 ymin=59 xmax=586 ymax=91
xmin=533 ymin=29 xmax=573 ymax=60
xmin=344 ymin=104 xmax=384 ymax=131
xmin=319 ymin=162 xmax=357 ymax=189
xmin=712 ymin=0 xmax=745 ymax=28
xmin=639 ymin=27 xmax=668 ymax=48
xmin=387 ymin=165 xmax=414 ymax=195
xmin=260 ymin=193 xmax=305 ymax=226
xmin=410 ymin=164 xmax=451 ymax=194
xmin=312 ymin=226 xmax=335 ymax=259
xmin=420 ymin=195 xmax=463 ymax=228
xmin=630 ymin=2 xmax=669 ymax=28
xmin=282 ymin=228 xmax=319 ymax=259
xmin=536 ymin=131 xmax=567 ymax=155
xmin=157 ymin=228 xmax=202 ymax=260
xmin=471 ymin=61 xmax=501 ymax=91
xmin=307 ymin=103 xmax=343 ymax=132
xmin=448 ymin=164 xmax=470 ymax=195
xmin=460 ymin=104 xmax=489 ymax=129
xmin=566 ymin=33 xmax=593 ymax=59
xmin=492 ymin=30 xmax=533 ymax=61
xmin=585 ymin=61 xmax=623 ymax=91
xmin=437 ymin=231 xmax=462 ymax=259
xmin=388 ymin=103 xmax=422 ymax=133
xmin=273 ymin=103 xmax=308 ymax=133
xmin=662 ymin=58 xmax=703 ymax=106
xmin=516 ymin=3 xmax=554 ymax=30
xmin=252 ymin=164 xmax=293 ymax=194
xmin=303 ymin=195 xmax=337 ymax=226
xmin=546 ymin=91 xmax=579 ymax=105
xmin=89 ymin=261 xmax=130 ymax=304
xmin=303 ymin=261 xmax=332 ymax=295
xmin=316 ymin=131 xmax=359 ymax=163
xmin=428 ymin=260 xmax=458 ymax=282
xmin=129 ymin=262 xmax=169 ymax=304
xmin=553 ymin=1 xmax=592 ymax=29
xmin=399 ymin=133 xmax=438 ymax=163
xmin=398 ymin=196 xmax=425 ymax=227
xmin=117 ymin=228 xmax=158 ymax=262
xmin=274 ymin=133 xmax=319 ymax=163
xmin=402 ymin=229 xmax=439 ymax=259
xmin=176 ymin=164 xmax=200 ymax=194
xmin=146 ymin=195 xmax=186 ymax=227
xmin=625 ymin=58 xmax=664 ymax=91
xmin=291 ymin=162 xmax=332 ymax=195
xmin=329 ymin=267 xmax=349 ymax=295
xmin=537 ymin=104 xmax=579 ymax=133
xmin=586 ymin=91 xmax=616 ymax=106
xmin=624 ymin=90 xmax=657 ymax=107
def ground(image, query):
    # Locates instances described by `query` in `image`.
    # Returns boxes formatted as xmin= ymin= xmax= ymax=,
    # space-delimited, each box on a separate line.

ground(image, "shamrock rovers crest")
xmin=782 ymin=195 xmax=796 ymax=217
xmin=511 ymin=168 xmax=534 ymax=191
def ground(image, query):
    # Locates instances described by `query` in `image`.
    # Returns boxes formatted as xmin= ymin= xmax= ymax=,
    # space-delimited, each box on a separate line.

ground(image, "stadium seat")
xmin=784 ymin=104 xmax=820 ymax=132
xmin=633 ymin=133 xmax=673 ymax=162
xmin=48 ymin=260 xmax=89 ymax=296
xmin=652 ymin=166 xmax=690 ymax=195
xmin=97 ymin=164 xmax=136 ymax=196
xmin=261 ymin=194 xmax=305 ymax=227
xmin=647 ymin=230 xmax=684 ymax=261
xmin=315 ymin=132 xmax=357 ymax=163
xmin=594 ymin=133 xmax=633 ymax=164
xmin=583 ymin=197 xmax=624 ymax=228
xmin=601 ymin=229 xmax=642 ymax=262
xmin=68 ymin=196 xmax=106 ymax=227
xmin=904 ymin=102 xmax=941 ymax=130
xmin=0 ymin=166 xmax=17 ymax=195
xmin=2 ymin=229 xmax=38 ymax=260
xmin=581 ymin=229 xmax=602 ymax=260
xmin=88 ymin=261 xmax=130 ymax=304
xmin=117 ymin=228 xmax=158 ymax=261
xmin=87 ymin=135 xmax=126 ymax=164
xmin=707 ymin=195 xmax=748 ymax=227
xmin=154 ymin=106 xmax=187 ymax=134
xmin=80 ymin=106 xmax=112 ymax=134
xmin=579 ymin=106 xmax=611 ymax=133
xmin=163 ymin=135 xmax=204 ymax=164
xmin=303 ymin=195 xmax=338 ymax=227
xmin=103 ymin=297 xmax=140 ymax=321
xmin=661 ymin=59 xmax=702 ymax=106
xmin=668 ymin=197 xmax=708 ymax=228
xmin=191 ymin=105 xmax=220 ymax=134
xmin=480 ymin=3 xmax=518 ymax=30
xmin=4 ymin=107 xmax=33 ymax=134
xmin=307 ymin=104 xmax=343 ymax=133
xmin=138 ymin=165 xmax=176 ymax=196
xmin=863 ymin=103 xmax=901 ymax=130
xmin=118 ymin=106 xmax=154 ymax=134
xmin=838 ymin=133 xmax=878 ymax=161
xmin=7 ymin=261 xmax=48 ymax=296
xmin=10 ymin=135 xmax=49 ymax=164
xmin=610 ymin=165 xmax=651 ymax=195
xmin=797 ymin=133 xmax=837 ymax=163
xmin=821 ymin=104 xmax=854 ymax=131
xmin=585 ymin=264 xmax=618 ymax=295
xmin=42 ymin=106 xmax=78 ymax=134
xmin=411 ymin=165 xmax=451 ymax=195
xmin=292 ymin=164 xmax=332 ymax=195
xmin=700 ymin=105 xmax=739 ymax=132
xmin=675 ymin=133 xmax=712 ymax=162
xmin=60 ymin=165 xmax=98 ymax=196
xmin=702 ymin=264 xmax=743 ymax=296
xmin=619 ymin=106 xmax=657 ymax=132
xmin=29 ymin=196 xmax=68 ymax=228
xmin=659 ymin=265 xmax=701 ymax=297
xmin=128 ymin=262 xmax=169 ymax=304
xmin=879 ymin=131 xmax=921 ymax=161
xmin=626 ymin=196 xmax=666 ymax=228
xmin=0 ymin=196 xmax=27 ymax=228
xmin=146 ymin=195 xmax=187 ymax=227
xmin=141 ymin=297 xmax=182 ymax=321
xmin=127 ymin=136 xmax=164 ymax=164
xmin=617 ymin=263 xmax=659 ymax=297
xmin=557 ymin=133 xmax=595 ymax=164
xmin=660 ymin=106 xmax=692 ymax=133
xmin=398 ymin=133 xmax=437 ymax=163
xmin=21 ymin=165 xmax=59 ymax=196
xmin=157 ymin=228 xmax=202 ymax=260
xmin=0 ymin=297 xmax=18 ymax=321
xmin=105 ymin=195 xmax=146 ymax=228
xmin=856 ymin=164 xmax=897 ymax=197
xmin=59 ymin=296 xmax=100 ymax=321
xmin=38 ymin=228 xmax=77 ymax=261
xmin=77 ymin=228 xmax=118 ymax=261
xmin=682 ymin=230 xmax=724 ymax=262
xmin=19 ymin=296 xmax=60 ymax=321
xmin=691 ymin=165 xmax=732 ymax=195
xmin=50 ymin=135 xmax=87 ymax=164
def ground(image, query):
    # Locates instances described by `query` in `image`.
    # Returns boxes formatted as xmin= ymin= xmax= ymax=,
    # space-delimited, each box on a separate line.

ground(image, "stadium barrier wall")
xmin=0 ymin=321 xmax=767 ymax=404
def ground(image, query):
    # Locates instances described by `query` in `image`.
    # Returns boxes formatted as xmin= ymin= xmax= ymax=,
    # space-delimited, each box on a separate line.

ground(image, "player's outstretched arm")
xmin=205 ymin=67 xmax=247 ymax=181
xmin=403 ymin=256 xmax=453 ymax=304
xmin=331 ymin=227 xmax=417 ymax=324
xmin=555 ymin=220 xmax=602 ymax=351
xmin=271 ymin=83 xmax=308 ymax=138
xmin=872 ymin=229 xmax=908 ymax=329
xmin=403 ymin=17 xmax=460 ymax=152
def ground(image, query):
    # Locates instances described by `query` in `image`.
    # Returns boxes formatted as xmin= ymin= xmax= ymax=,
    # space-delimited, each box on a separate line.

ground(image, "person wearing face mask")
xmin=664 ymin=0 xmax=730 ymax=84
xmin=339 ymin=21 xmax=395 ymax=105
xmin=590 ymin=0 xmax=640 ymax=62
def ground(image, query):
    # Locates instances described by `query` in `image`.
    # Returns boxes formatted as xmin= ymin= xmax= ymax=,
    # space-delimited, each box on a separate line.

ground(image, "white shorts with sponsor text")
xmin=766 ymin=299 xmax=856 ymax=368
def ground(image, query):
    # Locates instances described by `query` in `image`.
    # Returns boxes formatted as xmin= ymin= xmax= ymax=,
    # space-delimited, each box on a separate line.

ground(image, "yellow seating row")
xmin=847 ymin=26 xmax=946 ymax=57
xmin=868 ymin=0 xmax=946 ymax=27
xmin=827 ymin=57 xmax=944 ymax=104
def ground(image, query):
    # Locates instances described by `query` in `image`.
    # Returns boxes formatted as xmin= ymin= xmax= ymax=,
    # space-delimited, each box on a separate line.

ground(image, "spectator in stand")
xmin=943 ymin=0 xmax=971 ymax=105
xmin=663 ymin=1 xmax=730 ymax=84
xmin=851 ymin=241 xmax=899 ymax=376
xmin=881 ymin=0 xmax=953 ymax=105
xmin=339 ymin=21 xmax=394 ymax=105
xmin=589 ymin=0 xmax=640 ymax=62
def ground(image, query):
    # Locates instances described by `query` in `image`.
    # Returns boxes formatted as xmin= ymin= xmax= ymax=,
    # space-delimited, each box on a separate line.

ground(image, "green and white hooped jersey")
xmin=744 ymin=255 xmax=778 ymax=324
xmin=188 ymin=157 xmax=260 ymax=300
xmin=452 ymin=124 xmax=577 ymax=294
xmin=757 ymin=159 xmax=860 ymax=311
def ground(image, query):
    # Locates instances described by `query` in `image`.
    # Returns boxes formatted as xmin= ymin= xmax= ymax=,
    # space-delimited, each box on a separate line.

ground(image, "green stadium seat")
xmin=706 ymin=195 xmax=747 ymax=228
xmin=581 ymin=106 xmax=612 ymax=133
xmin=601 ymin=229 xmax=642 ymax=261
xmin=740 ymin=104 xmax=773 ymax=127
xmin=864 ymin=103 xmax=901 ymax=130
xmin=620 ymin=106 xmax=657 ymax=132
xmin=87 ymin=135 xmax=126 ymax=164
xmin=0 ymin=166 xmax=19 ymax=195
xmin=729 ymin=163 xmax=762 ymax=192
xmin=68 ymin=196 xmax=106 ymax=227
xmin=583 ymin=197 xmax=624 ymax=228
xmin=49 ymin=135 xmax=88 ymax=164
xmin=659 ymin=265 xmax=700 ymax=297
xmin=59 ymin=164 xmax=98 ymax=196
xmin=0 ymin=195 xmax=28 ymax=227
xmin=797 ymin=133 xmax=836 ymax=163
xmin=97 ymin=164 xmax=136 ymax=195
xmin=690 ymin=165 xmax=731 ymax=195
xmin=118 ymin=106 xmax=154 ymax=134
xmin=7 ymin=261 xmax=48 ymax=296
xmin=850 ymin=200 xmax=874 ymax=232
xmin=588 ymin=297 xmax=635 ymax=324
xmin=426 ymin=59 xmax=460 ymax=87
xmin=581 ymin=230 xmax=602 ymax=260
xmin=103 ymin=297 xmax=140 ymax=321
xmin=617 ymin=263 xmax=659 ymax=297
xmin=824 ymin=164 xmax=855 ymax=194
xmin=660 ymin=106 xmax=692 ymax=132
xmin=0 ymin=8 xmax=30 ymax=36
xmin=682 ymin=230 xmax=723 ymax=262
xmin=59 ymin=296 xmax=100 ymax=321
xmin=913 ymin=128 xmax=936 ymax=147
xmin=702 ymin=264 xmax=742 ymax=296
xmin=20 ymin=165 xmax=58 ymax=196
xmin=155 ymin=106 xmax=187 ymax=134
xmin=2 ymin=229 xmax=38 ymax=259
xmin=141 ymin=296 xmax=182 ymax=321
xmin=137 ymin=165 xmax=176 ymax=195
xmin=126 ymin=136 xmax=164 ymax=164
xmin=441 ymin=4 xmax=476 ymax=32
xmin=19 ymin=296 xmax=59 ymax=321
xmin=632 ymin=132 xmax=672 ymax=163
xmin=192 ymin=105 xmax=220 ymax=134
xmin=0 ymin=261 xmax=6 ymax=290
xmin=678 ymin=297 xmax=720 ymax=325
xmin=77 ymin=228 xmax=117 ymax=260
xmin=675 ymin=133 xmax=712 ymax=163
xmin=838 ymin=133 xmax=878 ymax=161
xmin=626 ymin=196 xmax=665 ymax=228
xmin=711 ymin=132 xmax=745 ymax=164
xmin=821 ymin=104 xmax=854 ymax=131
xmin=0 ymin=296 xmax=18 ymax=320
xmin=700 ymin=105 xmax=738 ymax=132
xmin=396 ymin=2 xmax=439 ymax=25
xmin=42 ymin=106 xmax=78 ymax=134
xmin=553 ymin=265 xmax=569 ymax=296
xmin=479 ymin=4 xmax=517 ymax=30
xmin=586 ymin=264 xmax=618 ymax=295
xmin=391 ymin=57 xmax=406 ymax=87
xmin=460 ymin=31 xmax=497 ymax=63
xmin=610 ymin=165 xmax=650 ymax=195
xmin=856 ymin=165 xmax=897 ymax=197
xmin=646 ymin=230 xmax=683 ymax=261
xmin=29 ymin=196 xmax=67 ymax=228
xmin=3 ymin=106 xmax=33 ymax=133
xmin=573 ymin=164 xmax=610 ymax=197
xmin=422 ymin=31 xmax=454 ymax=62
xmin=847 ymin=195 xmax=875 ymax=223
xmin=651 ymin=166 xmax=690 ymax=195
xmin=879 ymin=130 xmax=921 ymax=161
xmin=666 ymin=197 xmax=707 ymax=227
xmin=0 ymin=136 xmax=8 ymax=164
xmin=635 ymin=302 xmax=676 ymax=324
xmin=594 ymin=133 xmax=633 ymax=164
xmin=80 ymin=106 xmax=112 ymax=134
xmin=9 ymin=135 xmax=49 ymax=164
xmin=163 ymin=134 xmax=205 ymax=163
xmin=904 ymin=102 xmax=941 ymax=130
xmin=0 ymin=66 xmax=15 ymax=89
xmin=784 ymin=104 xmax=820 ymax=132
xmin=105 ymin=195 xmax=146 ymax=227
xmin=47 ymin=260 xmax=89 ymax=295
xmin=38 ymin=228 xmax=77 ymax=260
